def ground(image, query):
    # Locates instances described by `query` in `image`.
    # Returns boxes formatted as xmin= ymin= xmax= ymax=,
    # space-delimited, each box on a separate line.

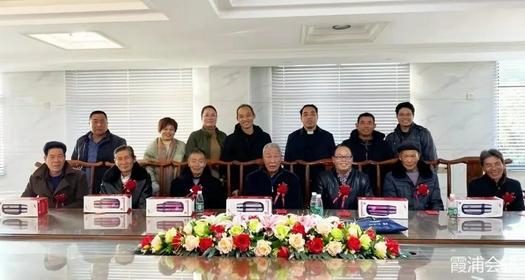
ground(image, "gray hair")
xmin=262 ymin=143 xmax=282 ymax=156
xmin=480 ymin=149 xmax=504 ymax=166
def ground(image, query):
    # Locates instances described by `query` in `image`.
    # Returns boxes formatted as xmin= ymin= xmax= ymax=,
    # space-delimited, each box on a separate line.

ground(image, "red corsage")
xmin=332 ymin=184 xmax=352 ymax=209
xmin=123 ymin=179 xmax=137 ymax=194
xmin=186 ymin=184 xmax=203 ymax=199
xmin=415 ymin=183 xmax=429 ymax=197
xmin=54 ymin=193 xmax=66 ymax=208
xmin=503 ymin=192 xmax=516 ymax=210
xmin=273 ymin=182 xmax=288 ymax=207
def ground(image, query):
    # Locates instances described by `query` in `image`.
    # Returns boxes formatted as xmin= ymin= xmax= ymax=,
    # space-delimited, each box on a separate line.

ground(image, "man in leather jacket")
xmin=314 ymin=145 xmax=373 ymax=209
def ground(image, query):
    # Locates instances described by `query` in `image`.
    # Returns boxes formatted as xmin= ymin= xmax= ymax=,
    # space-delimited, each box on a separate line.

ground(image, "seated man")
xmin=383 ymin=142 xmax=444 ymax=210
xmin=100 ymin=145 xmax=152 ymax=209
xmin=22 ymin=141 xmax=88 ymax=208
xmin=315 ymin=144 xmax=373 ymax=209
xmin=468 ymin=149 xmax=524 ymax=211
xmin=171 ymin=148 xmax=226 ymax=209
xmin=244 ymin=143 xmax=302 ymax=209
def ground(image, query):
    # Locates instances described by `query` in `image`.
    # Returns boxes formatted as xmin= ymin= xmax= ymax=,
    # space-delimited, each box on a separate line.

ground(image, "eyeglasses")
xmin=333 ymin=155 xmax=352 ymax=160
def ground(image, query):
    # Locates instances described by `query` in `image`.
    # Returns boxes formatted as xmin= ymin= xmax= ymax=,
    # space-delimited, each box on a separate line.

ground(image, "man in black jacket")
xmin=244 ymin=143 xmax=302 ymax=209
xmin=284 ymin=104 xmax=335 ymax=200
xmin=342 ymin=112 xmax=394 ymax=194
xmin=72 ymin=111 xmax=126 ymax=194
xmin=315 ymin=145 xmax=373 ymax=209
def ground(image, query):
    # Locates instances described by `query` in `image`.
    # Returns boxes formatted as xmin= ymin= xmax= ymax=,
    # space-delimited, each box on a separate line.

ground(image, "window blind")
xmin=66 ymin=69 xmax=193 ymax=159
xmin=271 ymin=63 xmax=410 ymax=149
xmin=497 ymin=61 xmax=525 ymax=169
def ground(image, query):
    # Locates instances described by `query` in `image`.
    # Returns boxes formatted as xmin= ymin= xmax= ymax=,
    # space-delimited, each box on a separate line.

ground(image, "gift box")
xmin=84 ymin=213 xmax=132 ymax=230
xmin=146 ymin=197 xmax=194 ymax=217
xmin=146 ymin=216 xmax=192 ymax=233
xmin=456 ymin=218 xmax=503 ymax=235
xmin=0 ymin=197 xmax=48 ymax=217
xmin=456 ymin=196 xmax=503 ymax=218
xmin=0 ymin=216 xmax=49 ymax=234
xmin=226 ymin=196 xmax=272 ymax=216
xmin=83 ymin=194 xmax=131 ymax=213
xmin=358 ymin=197 xmax=409 ymax=219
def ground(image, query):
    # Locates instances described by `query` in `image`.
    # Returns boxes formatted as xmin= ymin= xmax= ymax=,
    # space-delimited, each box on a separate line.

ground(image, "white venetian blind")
xmin=271 ymin=63 xmax=410 ymax=148
xmin=497 ymin=61 xmax=525 ymax=169
xmin=66 ymin=69 xmax=193 ymax=158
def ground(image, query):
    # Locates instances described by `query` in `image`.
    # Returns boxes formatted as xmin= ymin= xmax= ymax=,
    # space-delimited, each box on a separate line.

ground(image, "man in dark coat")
xmin=100 ymin=145 xmax=152 ymax=209
xmin=22 ymin=141 xmax=88 ymax=208
xmin=221 ymin=104 xmax=271 ymax=193
xmin=341 ymin=112 xmax=394 ymax=194
xmin=468 ymin=149 xmax=524 ymax=211
xmin=72 ymin=110 xmax=127 ymax=194
xmin=171 ymin=148 xmax=226 ymax=209
xmin=383 ymin=142 xmax=444 ymax=210
xmin=315 ymin=145 xmax=373 ymax=209
xmin=284 ymin=104 xmax=335 ymax=200
xmin=244 ymin=143 xmax=302 ymax=209
xmin=385 ymin=102 xmax=438 ymax=161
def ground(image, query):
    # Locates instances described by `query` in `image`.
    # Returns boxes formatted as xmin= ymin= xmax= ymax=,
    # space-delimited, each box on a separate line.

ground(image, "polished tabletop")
xmin=0 ymin=240 xmax=521 ymax=280
xmin=1 ymin=209 xmax=525 ymax=245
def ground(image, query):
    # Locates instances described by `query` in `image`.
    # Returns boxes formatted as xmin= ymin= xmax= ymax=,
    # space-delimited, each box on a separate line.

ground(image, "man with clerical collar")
xmin=341 ymin=112 xmax=394 ymax=194
xmin=315 ymin=144 xmax=373 ymax=209
xmin=468 ymin=149 xmax=524 ymax=211
xmin=244 ymin=143 xmax=302 ymax=209
xmin=385 ymin=102 xmax=438 ymax=161
xmin=72 ymin=110 xmax=126 ymax=193
xmin=284 ymin=104 xmax=335 ymax=199
xmin=22 ymin=141 xmax=88 ymax=208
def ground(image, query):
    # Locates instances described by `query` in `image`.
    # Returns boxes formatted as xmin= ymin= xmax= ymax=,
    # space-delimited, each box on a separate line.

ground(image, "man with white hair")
xmin=244 ymin=143 xmax=303 ymax=209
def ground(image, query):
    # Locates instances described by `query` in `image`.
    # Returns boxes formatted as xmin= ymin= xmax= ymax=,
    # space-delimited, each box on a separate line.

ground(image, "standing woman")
xmin=143 ymin=117 xmax=186 ymax=195
xmin=185 ymin=105 xmax=227 ymax=176
xmin=221 ymin=104 xmax=272 ymax=193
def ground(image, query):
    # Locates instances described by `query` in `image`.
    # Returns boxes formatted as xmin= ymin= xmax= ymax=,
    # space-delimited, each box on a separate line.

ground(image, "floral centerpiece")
xmin=137 ymin=214 xmax=406 ymax=260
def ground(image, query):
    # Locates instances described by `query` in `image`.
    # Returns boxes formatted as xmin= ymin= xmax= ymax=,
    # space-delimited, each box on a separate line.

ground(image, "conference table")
xmin=0 ymin=209 xmax=524 ymax=279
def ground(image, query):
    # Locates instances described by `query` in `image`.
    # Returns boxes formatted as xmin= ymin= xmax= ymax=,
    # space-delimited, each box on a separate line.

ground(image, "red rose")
xmin=233 ymin=233 xmax=251 ymax=252
xmin=54 ymin=193 xmax=66 ymax=208
xmin=366 ymin=228 xmax=376 ymax=240
xmin=199 ymin=237 xmax=214 ymax=253
xmin=291 ymin=222 xmax=306 ymax=236
xmin=123 ymin=179 xmax=137 ymax=194
xmin=210 ymin=224 xmax=225 ymax=237
xmin=277 ymin=246 xmax=289 ymax=258
xmin=347 ymin=236 xmax=361 ymax=252
xmin=141 ymin=234 xmax=154 ymax=248
xmin=277 ymin=182 xmax=288 ymax=194
xmin=191 ymin=185 xmax=203 ymax=194
xmin=416 ymin=184 xmax=429 ymax=196
xmin=503 ymin=192 xmax=516 ymax=204
xmin=385 ymin=238 xmax=399 ymax=257
xmin=172 ymin=233 xmax=183 ymax=249
xmin=306 ymin=237 xmax=324 ymax=254
xmin=340 ymin=184 xmax=351 ymax=196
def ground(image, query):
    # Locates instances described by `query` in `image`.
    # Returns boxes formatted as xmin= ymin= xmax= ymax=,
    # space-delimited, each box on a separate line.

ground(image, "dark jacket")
xmin=468 ymin=174 xmax=524 ymax=211
xmin=170 ymin=166 xmax=226 ymax=209
xmin=21 ymin=162 xmax=88 ymax=208
xmin=244 ymin=167 xmax=303 ymax=209
xmin=342 ymin=129 xmax=394 ymax=194
xmin=383 ymin=160 xmax=444 ymax=210
xmin=185 ymin=127 xmax=227 ymax=160
xmin=314 ymin=168 xmax=373 ymax=210
xmin=385 ymin=123 xmax=438 ymax=161
xmin=71 ymin=130 xmax=127 ymax=194
xmin=284 ymin=126 xmax=335 ymax=162
xmin=100 ymin=162 xmax=152 ymax=209
xmin=221 ymin=124 xmax=272 ymax=190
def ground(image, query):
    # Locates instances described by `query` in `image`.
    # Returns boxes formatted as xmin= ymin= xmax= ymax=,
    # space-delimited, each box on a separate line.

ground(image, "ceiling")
xmin=2 ymin=0 xmax=525 ymax=71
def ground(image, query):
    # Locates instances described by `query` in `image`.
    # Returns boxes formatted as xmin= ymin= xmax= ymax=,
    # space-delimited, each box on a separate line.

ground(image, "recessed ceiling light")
xmin=27 ymin=31 xmax=123 ymax=50
xmin=332 ymin=24 xmax=351 ymax=31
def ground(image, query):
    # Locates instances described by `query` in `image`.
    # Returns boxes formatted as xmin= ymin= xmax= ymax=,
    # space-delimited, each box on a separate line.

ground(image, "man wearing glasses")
xmin=314 ymin=144 xmax=373 ymax=209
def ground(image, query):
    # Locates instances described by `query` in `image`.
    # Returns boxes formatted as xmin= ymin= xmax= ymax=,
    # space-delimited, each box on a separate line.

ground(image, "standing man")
xmin=284 ymin=104 xmax=335 ymax=199
xmin=385 ymin=102 xmax=437 ymax=161
xmin=342 ymin=112 xmax=394 ymax=193
xmin=72 ymin=110 xmax=127 ymax=194
xmin=22 ymin=141 xmax=88 ymax=208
